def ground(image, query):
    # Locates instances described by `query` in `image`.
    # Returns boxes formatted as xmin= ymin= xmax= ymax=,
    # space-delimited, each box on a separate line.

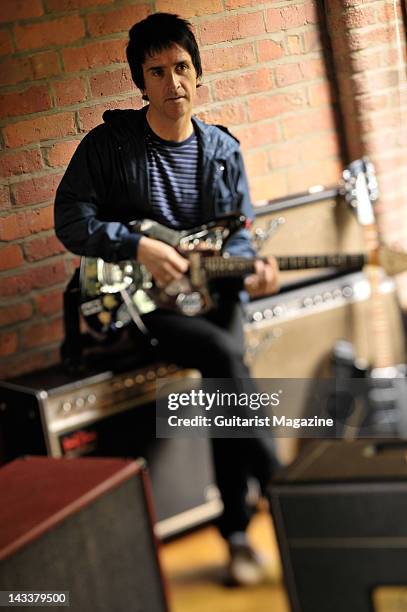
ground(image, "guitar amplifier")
xmin=252 ymin=188 xmax=365 ymax=289
xmin=270 ymin=439 xmax=407 ymax=612
xmin=244 ymin=271 xmax=405 ymax=379
xmin=0 ymin=362 xmax=221 ymax=539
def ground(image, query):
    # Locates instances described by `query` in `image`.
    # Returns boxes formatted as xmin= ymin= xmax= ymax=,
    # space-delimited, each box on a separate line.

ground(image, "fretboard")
xmin=204 ymin=257 xmax=256 ymax=278
xmin=276 ymin=253 xmax=366 ymax=271
xmin=203 ymin=253 xmax=366 ymax=278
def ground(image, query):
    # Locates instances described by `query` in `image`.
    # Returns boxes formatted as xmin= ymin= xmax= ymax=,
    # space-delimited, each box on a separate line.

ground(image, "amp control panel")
xmin=0 ymin=361 xmax=200 ymax=460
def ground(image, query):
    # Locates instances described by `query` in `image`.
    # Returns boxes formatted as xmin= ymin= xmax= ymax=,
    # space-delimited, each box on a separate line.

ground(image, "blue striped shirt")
xmin=145 ymin=121 xmax=202 ymax=229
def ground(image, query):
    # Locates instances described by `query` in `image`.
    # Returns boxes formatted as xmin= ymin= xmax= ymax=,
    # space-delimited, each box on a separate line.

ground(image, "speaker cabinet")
xmin=252 ymin=191 xmax=365 ymax=288
xmin=0 ymin=456 xmax=168 ymax=612
xmin=270 ymin=439 xmax=407 ymax=612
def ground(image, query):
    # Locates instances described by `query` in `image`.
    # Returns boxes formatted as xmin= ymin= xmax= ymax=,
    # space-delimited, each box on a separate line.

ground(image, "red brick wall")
xmin=326 ymin=0 xmax=407 ymax=303
xmin=0 ymin=0 xmax=367 ymax=378
xmin=327 ymin=0 xmax=407 ymax=233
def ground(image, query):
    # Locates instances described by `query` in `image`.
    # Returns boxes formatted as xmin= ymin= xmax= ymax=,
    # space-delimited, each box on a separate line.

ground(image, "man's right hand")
xmin=137 ymin=236 xmax=189 ymax=287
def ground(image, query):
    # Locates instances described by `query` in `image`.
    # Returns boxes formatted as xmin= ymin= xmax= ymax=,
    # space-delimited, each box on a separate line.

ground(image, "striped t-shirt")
xmin=145 ymin=121 xmax=202 ymax=229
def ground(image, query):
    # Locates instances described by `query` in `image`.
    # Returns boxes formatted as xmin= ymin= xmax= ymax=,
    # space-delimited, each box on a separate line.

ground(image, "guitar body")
xmin=143 ymin=253 xmax=215 ymax=317
xmin=80 ymin=257 xmax=151 ymax=337
xmin=79 ymin=215 xmax=250 ymax=334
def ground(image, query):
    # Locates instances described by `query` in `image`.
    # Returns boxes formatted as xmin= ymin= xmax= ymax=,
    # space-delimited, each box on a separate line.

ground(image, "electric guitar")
xmin=79 ymin=211 xmax=407 ymax=338
xmin=332 ymin=158 xmax=407 ymax=437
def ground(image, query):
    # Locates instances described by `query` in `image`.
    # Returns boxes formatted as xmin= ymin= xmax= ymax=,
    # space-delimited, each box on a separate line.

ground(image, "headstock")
xmin=340 ymin=157 xmax=379 ymax=226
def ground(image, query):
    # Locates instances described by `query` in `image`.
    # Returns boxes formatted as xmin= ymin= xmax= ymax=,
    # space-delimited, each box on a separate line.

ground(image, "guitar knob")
xmin=253 ymin=311 xmax=263 ymax=322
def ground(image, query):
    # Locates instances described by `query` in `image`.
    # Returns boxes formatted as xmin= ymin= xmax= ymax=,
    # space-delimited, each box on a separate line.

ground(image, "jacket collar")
xmin=103 ymin=106 xmax=239 ymax=159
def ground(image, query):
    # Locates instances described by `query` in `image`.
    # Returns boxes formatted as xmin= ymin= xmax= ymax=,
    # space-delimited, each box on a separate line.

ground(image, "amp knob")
xmin=61 ymin=401 xmax=72 ymax=414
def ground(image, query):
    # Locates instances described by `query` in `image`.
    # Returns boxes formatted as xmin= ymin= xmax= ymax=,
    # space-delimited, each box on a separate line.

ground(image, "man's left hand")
xmin=244 ymin=256 xmax=279 ymax=298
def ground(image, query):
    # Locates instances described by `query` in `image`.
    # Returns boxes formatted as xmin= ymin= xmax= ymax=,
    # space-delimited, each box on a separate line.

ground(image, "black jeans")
xmin=143 ymin=299 xmax=279 ymax=539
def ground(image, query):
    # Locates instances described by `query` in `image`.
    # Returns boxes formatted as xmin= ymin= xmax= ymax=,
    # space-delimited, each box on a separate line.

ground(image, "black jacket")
xmin=54 ymin=106 xmax=255 ymax=262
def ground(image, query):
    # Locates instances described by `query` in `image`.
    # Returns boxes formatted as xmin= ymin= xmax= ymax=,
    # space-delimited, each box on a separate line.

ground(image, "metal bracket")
xmin=252 ymin=216 xmax=286 ymax=251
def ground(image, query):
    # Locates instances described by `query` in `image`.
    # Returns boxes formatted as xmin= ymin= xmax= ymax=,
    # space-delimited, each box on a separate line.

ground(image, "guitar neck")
xmin=204 ymin=253 xmax=366 ymax=278
xmin=342 ymin=156 xmax=404 ymax=368
xmin=363 ymin=225 xmax=399 ymax=369
xmin=204 ymin=257 xmax=256 ymax=278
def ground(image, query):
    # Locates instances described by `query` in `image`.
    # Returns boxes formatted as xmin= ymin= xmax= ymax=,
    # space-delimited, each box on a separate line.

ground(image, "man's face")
xmin=141 ymin=44 xmax=198 ymax=123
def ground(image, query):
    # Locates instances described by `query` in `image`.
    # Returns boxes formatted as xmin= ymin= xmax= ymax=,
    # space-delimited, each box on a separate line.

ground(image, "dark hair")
xmin=126 ymin=13 xmax=202 ymax=93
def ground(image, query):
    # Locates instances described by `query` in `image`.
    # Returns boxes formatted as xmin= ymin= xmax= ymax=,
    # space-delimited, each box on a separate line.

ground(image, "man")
xmin=55 ymin=12 xmax=280 ymax=586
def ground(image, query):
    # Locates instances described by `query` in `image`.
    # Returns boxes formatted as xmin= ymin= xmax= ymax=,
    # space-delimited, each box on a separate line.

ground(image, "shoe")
xmin=226 ymin=538 xmax=266 ymax=587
